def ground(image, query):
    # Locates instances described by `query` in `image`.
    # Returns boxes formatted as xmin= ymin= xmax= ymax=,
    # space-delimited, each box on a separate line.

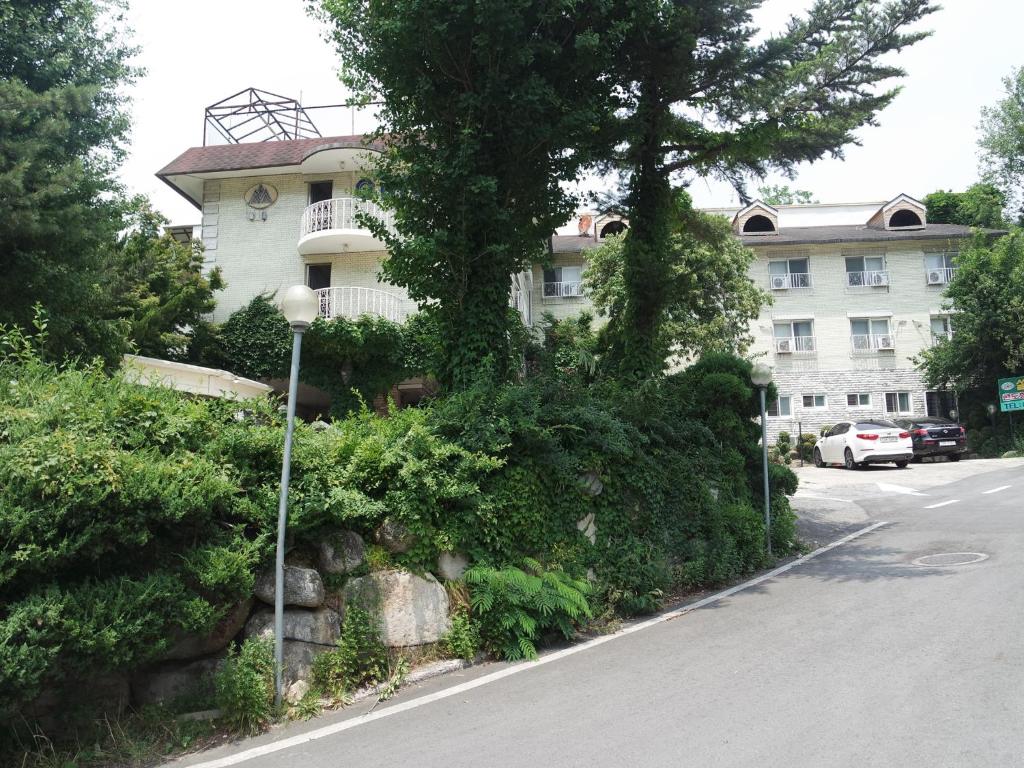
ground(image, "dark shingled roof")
xmin=156 ymin=135 xmax=385 ymax=177
xmin=739 ymin=223 xmax=1001 ymax=246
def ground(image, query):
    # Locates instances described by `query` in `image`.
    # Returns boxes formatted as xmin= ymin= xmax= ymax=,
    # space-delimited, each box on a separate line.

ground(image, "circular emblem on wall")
xmin=243 ymin=183 xmax=278 ymax=209
xmin=355 ymin=178 xmax=375 ymax=194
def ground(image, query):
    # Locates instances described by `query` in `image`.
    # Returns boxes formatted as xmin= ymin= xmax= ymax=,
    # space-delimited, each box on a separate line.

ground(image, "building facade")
xmin=159 ymin=135 xmax=988 ymax=435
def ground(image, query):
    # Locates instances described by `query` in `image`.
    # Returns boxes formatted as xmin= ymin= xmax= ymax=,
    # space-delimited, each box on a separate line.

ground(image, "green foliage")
xmin=923 ymin=183 xmax=1008 ymax=229
xmin=312 ymin=0 xmax=616 ymax=387
xmin=311 ymin=606 xmax=388 ymax=697
xmin=797 ymin=433 xmax=818 ymax=462
xmin=442 ymin=609 xmax=480 ymax=661
xmin=979 ymin=66 xmax=1024 ymax=221
xmin=757 ymin=185 xmax=818 ymax=205
xmin=465 ymin=559 xmax=593 ymax=661
xmin=603 ymin=0 xmax=935 ymax=377
xmin=216 ymin=295 xmax=292 ymax=378
xmin=585 ymin=195 xmax=769 ymax=370
xmin=594 ymin=537 xmax=670 ymax=616
xmin=918 ymin=230 xmax=1024 ymax=391
xmin=214 ymin=639 xmax=275 ymax=736
xmin=0 ymin=0 xmax=141 ymax=365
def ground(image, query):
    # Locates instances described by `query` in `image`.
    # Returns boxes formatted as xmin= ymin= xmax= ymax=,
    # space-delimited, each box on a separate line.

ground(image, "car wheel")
xmin=948 ymin=453 xmax=961 ymax=462
xmin=844 ymin=448 xmax=858 ymax=470
xmin=813 ymin=448 xmax=824 ymax=468
xmin=895 ymin=461 xmax=909 ymax=468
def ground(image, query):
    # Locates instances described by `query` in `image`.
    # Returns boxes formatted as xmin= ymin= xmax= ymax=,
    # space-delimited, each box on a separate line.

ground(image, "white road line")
xmin=876 ymin=482 xmax=928 ymax=497
xmin=177 ymin=521 xmax=889 ymax=768
xmin=983 ymin=485 xmax=1011 ymax=495
xmin=924 ymin=499 xmax=960 ymax=509
xmin=791 ymin=493 xmax=856 ymax=504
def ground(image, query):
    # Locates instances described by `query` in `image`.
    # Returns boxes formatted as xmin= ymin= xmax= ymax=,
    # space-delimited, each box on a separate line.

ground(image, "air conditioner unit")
xmin=871 ymin=272 xmax=889 ymax=286
xmin=775 ymin=338 xmax=793 ymax=354
xmin=927 ymin=270 xmax=946 ymax=285
xmin=876 ymin=334 xmax=894 ymax=350
xmin=770 ymin=275 xmax=789 ymax=290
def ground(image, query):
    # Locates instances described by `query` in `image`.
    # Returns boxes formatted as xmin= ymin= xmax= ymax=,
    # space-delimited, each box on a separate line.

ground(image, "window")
xmin=767 ymin=395 xmax=792 ymax=418
xmin=802 ymin=394 xmax=827 ymax=409
xmin=845 ymin=254 xmax=888 ymax=287
xmin=599 ymin=221 xmax=627 ymax=238
xmin=850 ymin=318 xmax=892 ymax=351
xmin=543 ymin=266 xmax=584 ymax=298
xmin=884 ymin=392 xmax=912 ymax=415
xmin=773 ymin=320 xmax=815 ymax=353
xmin=846 ymin=393 xmax=871 ymax=407
xmin=306 ymin=263 xmax=331 ymax=291
xmin=930 ymin=316 xmax=952 ymax=345
xmin=925 ymin=252 xmax=957 ymax=284
xmin=926 ymin=390 xmax=958 ymax=419
xmin=743 ymin=214 xmax=776 ymax=233
xmin=308 ymin=180 xmax=333 ymax=204
xmin=768 ymin=258 xmax=811 ymax=289
xmin=889 ymin=209 xmax=923 ymax=228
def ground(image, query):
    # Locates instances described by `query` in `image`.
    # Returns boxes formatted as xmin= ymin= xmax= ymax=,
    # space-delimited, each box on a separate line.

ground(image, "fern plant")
xmin=464 ymin=558 xmax=592 ymax=661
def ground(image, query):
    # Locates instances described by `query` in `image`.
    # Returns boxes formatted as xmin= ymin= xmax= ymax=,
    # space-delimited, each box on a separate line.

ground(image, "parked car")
xmin=813 ymin=419 xmax=913 ymax=469
xmin=893 ymin=416 xmax=967 ymax=462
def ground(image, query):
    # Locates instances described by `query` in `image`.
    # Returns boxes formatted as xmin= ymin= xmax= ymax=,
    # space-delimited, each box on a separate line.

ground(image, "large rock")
xmin=342 ymin=570 xmax=450 ymax=647
xmin=132 ymin=656 xmax=224 ymax=707
xmin=243 ymin=606 xmax=341 ymax=646
xmin=281 ymin=640 xmax=328 ymax=686
xmin=27 ymin=673 xmax=130 ymax=736
xmin=373 ymin=518 xmax=417 ymax=554
xmin=318 ymin=530 xmax=365 ymax=574
xmin=254 ymin=565 xmax=324 ymax=608
xmin=159 ymin=599 xmax=253 ymax=662
xmin=437 ymin=551 xmax=468 ymax=580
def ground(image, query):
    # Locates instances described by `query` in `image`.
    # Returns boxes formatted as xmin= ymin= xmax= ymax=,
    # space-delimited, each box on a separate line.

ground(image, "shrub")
xmin=214 ymin=639 xmax=275 ymax=736
xmin=441 ymin=609 xmax=480 ymax=660
xmin=465 ymin=559 xmax=593 ymax=661
xmin=311 ymin=606 xmax=388 ymax=698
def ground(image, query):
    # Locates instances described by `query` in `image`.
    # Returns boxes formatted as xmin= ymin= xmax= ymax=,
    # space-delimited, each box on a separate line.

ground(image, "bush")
xmin=441 ymin=609 xmax=480 ymax=660
xmin=311 ymin=606 xmax=388 ymax=698
xmin=465 ymin=559 xmax=593 ymax=660
xmin=215 ymin=639 xmax=275 ymax=736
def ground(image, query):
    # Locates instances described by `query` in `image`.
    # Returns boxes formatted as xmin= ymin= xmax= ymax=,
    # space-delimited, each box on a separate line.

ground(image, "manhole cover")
xmin=911 ymin=552 xmax=989 ymax=567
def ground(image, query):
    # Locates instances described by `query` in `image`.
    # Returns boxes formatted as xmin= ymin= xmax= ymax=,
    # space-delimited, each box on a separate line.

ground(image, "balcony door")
xmin=308 ymin=181 xmax=334 ymax=232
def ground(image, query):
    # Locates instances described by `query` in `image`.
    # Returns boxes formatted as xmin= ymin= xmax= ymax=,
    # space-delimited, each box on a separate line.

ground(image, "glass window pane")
xmin=847 ymin=393 xmax=858 ymax=406
xmin=561 ymin=266 xmax=582 ymax=282
xmin=871 ymin=318 xmax=890 ymax=335
xmin=851 ymin=319 xmax=869 ymax=335
xmin=792 ymin=321 xmax=813 ymax=337
xmin=788 ymin=258 xmax=808 ymax=274
xmin=944 ymin=253 xmax=955 ymax=269
xmin=815 ymin=395 xmax=826 ymax=407
xmin=845 ymin=256 xmax=864 ymax=273
xmin=767 ymin=398 xmax=779 ymax=417
xmin=865 ymin=256 xmax=885 ymax=271
xmin=925 ymin=253 xmax=944 ymax=270
xmin=885 ymin=393 xmax=897 ymax=412
xmin=779 ymin=396 xmax=791 ymax=417
xmin=774 ymin=323 xmax=793 ymax=339
xmin=768 ymin=261 xmax=789 ymax=275
xmin=899 ymin=392 xmax=910 ymax=412
xmin=803 ymin=395 xmax=814 ymax=408
xmin=543 ymin=268 xmax=559 ymax=283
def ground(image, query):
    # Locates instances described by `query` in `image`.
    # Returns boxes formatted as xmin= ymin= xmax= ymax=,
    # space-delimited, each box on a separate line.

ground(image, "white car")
xmin=813 ymin=419 xmax=914 ymax=469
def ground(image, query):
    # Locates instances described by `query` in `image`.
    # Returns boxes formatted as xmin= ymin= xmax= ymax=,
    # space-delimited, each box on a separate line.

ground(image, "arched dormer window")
xmin=600 ymin=220 xmax=628 ymax=238
xmin=743 ymin=214 xmax=776 ymax=233
xmin=734 ymin=200 xmax=779 ymax=236
xmin=869 ymin=194 xmax=927 ymax=230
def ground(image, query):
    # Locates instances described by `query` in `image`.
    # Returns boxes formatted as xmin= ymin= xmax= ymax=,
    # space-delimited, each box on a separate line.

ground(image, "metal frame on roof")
xmin=203 ymin=87 xmax=325 ymax=145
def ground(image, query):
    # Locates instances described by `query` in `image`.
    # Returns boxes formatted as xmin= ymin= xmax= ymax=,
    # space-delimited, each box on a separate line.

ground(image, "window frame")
xmin=846 ymin=393 xmax=872 ymax=408
xmin=884 ymin=391 xmax=913 ymax=415
xmin=802 ymin=393 xmax=827 ymax=409
xmin=767 ymin=395 xmax=792 ymax=418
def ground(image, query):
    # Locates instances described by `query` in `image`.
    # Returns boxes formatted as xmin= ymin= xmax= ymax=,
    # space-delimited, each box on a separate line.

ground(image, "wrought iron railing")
xmin=314 ymin=286 xmax=413 ymax=323
xmin=300 ymin=197 xmax=395 ymax=240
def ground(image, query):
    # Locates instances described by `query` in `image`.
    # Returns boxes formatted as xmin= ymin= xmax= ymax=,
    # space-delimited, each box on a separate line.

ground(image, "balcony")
xmin=925 ymin=266 xmax=957 ymax=285
xmin=847 ymin=270 xmax=890 ymax=288
xmin=298 ymin=197 xmax=395 ymax=255
xmin=775 ymin=336 xmax=816 ymax=354
xmin=851 ymin=333 xmax=894 ymax=353
xmin=542 ymin=281 xmax=585 ymax=300
xmin=315 ymin=286 xmax=414 ymax=324
xmin=768 ymin=272 xmax=812 ymax=290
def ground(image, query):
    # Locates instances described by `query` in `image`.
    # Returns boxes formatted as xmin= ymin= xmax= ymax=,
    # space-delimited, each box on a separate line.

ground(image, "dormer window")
xmin=734 ymin=200 xmax=779 ymax=236
xmin=869 ymin=193 xmax=927 ymax=231
xmin=600 ymin=220 xmax=628 ymax=238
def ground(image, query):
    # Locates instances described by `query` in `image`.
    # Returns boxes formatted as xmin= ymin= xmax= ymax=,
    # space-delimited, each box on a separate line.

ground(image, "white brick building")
xmin=158 ymin=135 xmax=995 ymax=434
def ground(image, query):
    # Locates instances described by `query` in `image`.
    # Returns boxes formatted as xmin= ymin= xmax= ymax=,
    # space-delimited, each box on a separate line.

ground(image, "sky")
xmin=119 ymin=0 xmax=1024 ymax=225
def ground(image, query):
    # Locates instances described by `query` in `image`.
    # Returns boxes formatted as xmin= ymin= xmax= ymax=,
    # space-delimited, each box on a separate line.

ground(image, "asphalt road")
xmin=179 ymin=461 xmax=1024 ymax=768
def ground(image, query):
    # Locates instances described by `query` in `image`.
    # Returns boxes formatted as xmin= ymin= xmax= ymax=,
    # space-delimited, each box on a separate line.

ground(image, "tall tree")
xmin=584 ymin=192 xmax=768 ymax=364
xmin=923 ymin=183 xmax=1007 ymax=229
xmin=602 ymin=0 xmax=936 ymax=378
xmin=757 ymin=184 xmax=818 ymax=205
xmin=978 ymin=66 xmax=1024 ymax=223
xmin=0 ymin=0 xmax=139 ymax=364
xmin=314 ymin=0 xmax=617 ymax=388
xmin=918 ymin=230 xmax=1024 ymax=392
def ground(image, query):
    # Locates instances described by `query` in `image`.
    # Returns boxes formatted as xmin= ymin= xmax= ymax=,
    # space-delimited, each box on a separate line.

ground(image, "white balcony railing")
xmin=775 ymin=336 xmax=816 ymax=354
xmin=851 ymin=333 xmax=894 ymax=352
xmin=847 ymin=270 xmax=890 ymax=288
xmin=542 ymin=281 xmax=585 ymax=299
xmin=768 ymin=272 xmax=812 ymax=290
xmin=315 ymin=286 xmax=413 ymax=324
xmin=925 ymin=266 xmax=957 ymax=285
xmin=299 ymin=197 xmax=396 ymax=240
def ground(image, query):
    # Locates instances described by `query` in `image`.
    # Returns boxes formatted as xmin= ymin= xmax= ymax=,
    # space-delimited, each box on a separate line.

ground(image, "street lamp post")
xmin=274 ymin=285 xmax=318 ymax=707
xmin=751 ymin=363 xmax=774 ymax=557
